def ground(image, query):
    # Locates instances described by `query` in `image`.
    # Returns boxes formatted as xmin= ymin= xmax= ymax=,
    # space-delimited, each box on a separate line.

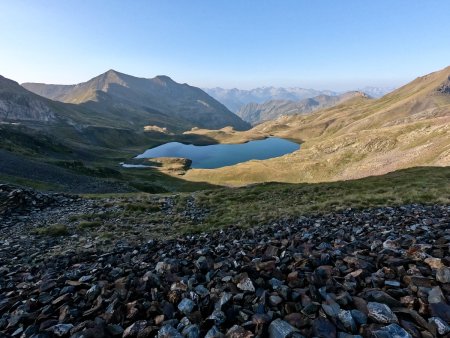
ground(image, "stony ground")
xmin=0 ymin=185 xmax=450 ymax=337
xmin=0 ymin=150 xmax=133 ymax=194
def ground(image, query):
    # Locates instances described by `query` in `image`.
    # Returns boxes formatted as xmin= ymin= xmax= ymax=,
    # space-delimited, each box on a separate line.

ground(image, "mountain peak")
xmin=154 ymin=75 xmax=175 ymax=83
xmin=98 ymin=69 xmax=125 ymax=80
xmin=19 ymin=71 xmax=250 ymax=131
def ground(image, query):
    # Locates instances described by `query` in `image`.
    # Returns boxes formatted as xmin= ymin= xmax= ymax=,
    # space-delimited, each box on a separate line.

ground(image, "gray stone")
xmin=367 ymin=302 xmax=398 ymax=324
xmin=350 ymin=309 xmax=367 ymax=325
xmin=156 ymin=261 xmax=171 ymax=273
xmin=208 ymin=310 xmax=227 ymax=325
xmin=428 ymin=286 xmax=445 ymax=304
xmin=436 ymin=267 xmax=450 ymax=283
xmin=428 ymin=317 xmax=450 ymax=335
xmin=372 ymin=324 xmax=411 ymax=338
xmin=269 ymin=295 xmax=283 ymax=306
xmin=194 ymin=284 xmax=209 ymax=298
xmin=384 ymin=280 xmax=401 ymax=288
xmin=268 ymin=319 xmax=300 ymax=338
xmin=195 ymin=256 xmax=208 ymax=271
xmin=338 ymin=310 xmax=356 ymax=333
xmin=182 ymin=324 xmax=200 ymax=338
xmin=107 ymin=324 xmax=124 ymax=336
xmin=225 ymin=325 xmax=254 ymax=338
xmin=158 ymin=325 xmax=183 ymax=338
xmin=86 ymin=284 xmax=101 ymax=302
xmin=237 ymin=277 xmax=255 ymax=292
xmin=178 ymin=298 xmax=195 ymax=315
xmin=205 ymin=326 xmax=224 ymax=338
xmin=123 ymin=321 xmax=148 ymax=338
xmin=46 ymin=324 xmax=73 ymax=337
xmin=322 ymin=301 xmax=341 ymax=318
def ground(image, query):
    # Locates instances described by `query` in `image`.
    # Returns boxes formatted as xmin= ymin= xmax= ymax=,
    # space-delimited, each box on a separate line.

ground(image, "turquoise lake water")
xmin=136 ymin=137 xmax=300 ymax=169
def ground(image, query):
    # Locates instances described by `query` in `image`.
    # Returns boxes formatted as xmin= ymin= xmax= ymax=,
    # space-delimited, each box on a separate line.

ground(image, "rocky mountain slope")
xmin=23 ymin=70 xmax=250 ymax=132
xmin=236 ymin=91 xmax=369 ymax=125
xmin=1 ymin=180 xmax=449 ymax=337
xmin=0 ymin=75 xmax=68 ymax=123
xmin=184 ymin=66 xmax=450 ymax=185
xmin=204 ymin=86 xmax=338 ymax=112
xmin=0 ymin=74 xmax=164 ymax=153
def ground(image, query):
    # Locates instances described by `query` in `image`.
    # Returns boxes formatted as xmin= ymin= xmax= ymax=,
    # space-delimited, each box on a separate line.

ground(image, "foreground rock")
xmin=0 ymin=184 xmax=74 ymax=217
xmin=0 ymin=203 xmax=449 ymax=337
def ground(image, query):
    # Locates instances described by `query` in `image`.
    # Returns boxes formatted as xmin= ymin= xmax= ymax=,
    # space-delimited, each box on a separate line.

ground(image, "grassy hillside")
xmin=236 ymin=91 xmax=368 ymax=125
xmin=2 ymin=67 xmax=450 ymax=192
xmin=77 ymin=166 xmax=450 ymax=238
xmin=0 ymin=123 xmax=222 ymax=193
xmin=183 ymin=66 xmax=450 ymax=186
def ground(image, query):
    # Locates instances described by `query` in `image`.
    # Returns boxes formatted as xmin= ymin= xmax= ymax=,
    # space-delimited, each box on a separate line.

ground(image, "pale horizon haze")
xmin=1 ymin=0 xmax=450 ymax=91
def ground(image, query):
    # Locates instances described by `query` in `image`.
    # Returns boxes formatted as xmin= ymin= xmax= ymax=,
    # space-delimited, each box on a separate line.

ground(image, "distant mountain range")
xmin=358 ymin=86 xmax=397 ymax=98
xmin=204 ymin=86 xmax=394 ymax=112
xmin=21 ymin=70 xmax=249 ymax=132
xmin=236 ymin=91 xmax=369 ymax=125
xmin=203 ymin=87 xmax=337 ymax=112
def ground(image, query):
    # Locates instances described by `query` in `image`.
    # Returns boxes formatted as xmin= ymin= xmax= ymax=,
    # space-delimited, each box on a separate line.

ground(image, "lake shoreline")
xmin=130 ymin=137 xmax=300 ymax=170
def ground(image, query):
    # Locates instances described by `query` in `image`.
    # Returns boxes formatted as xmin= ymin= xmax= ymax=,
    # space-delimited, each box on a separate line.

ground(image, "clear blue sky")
xmin=0 ymin=0 xmax=449 ymax=90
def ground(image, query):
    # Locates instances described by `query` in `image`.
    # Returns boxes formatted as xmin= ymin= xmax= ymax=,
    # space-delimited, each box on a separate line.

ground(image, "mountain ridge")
xmin=22 ymin=70 xmax=250 ymax=132
xmin=204 ymin=85 xmax=394 ymax=112
xmin=203 ymin=86 xmax=338 ymax=112
xmin=236 ymin=91 xmax=369 ymax=125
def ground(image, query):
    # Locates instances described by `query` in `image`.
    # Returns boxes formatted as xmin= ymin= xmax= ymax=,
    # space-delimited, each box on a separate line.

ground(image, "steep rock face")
xmin=0 ymin=76 xmax=56 ymax=122
xmin=0 ymin=95 xmax=55 ymax=122
xmin=236 ymin=92 xmax=368 ymax=125
xmin=23 ymin=70 xmax=250 ymax=131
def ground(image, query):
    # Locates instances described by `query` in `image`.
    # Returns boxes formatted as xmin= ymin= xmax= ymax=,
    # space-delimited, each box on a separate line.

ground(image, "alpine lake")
xmin=125 ymin=137 xmax=300 ymax=169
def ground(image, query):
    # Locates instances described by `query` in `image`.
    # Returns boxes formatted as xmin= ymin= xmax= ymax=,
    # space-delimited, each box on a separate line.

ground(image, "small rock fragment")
xmin=225 ymin=325 xmax=254 ymax=338
xmin=372 ymin=324 xmax=411 ymax=338
xmin=428 ymin=317 xmax=450 ymax=335
xmin=158 ymin=325 xmax=183 ymax=338
xmin=268 ymin=318 xmax=299 ymax=338
xmin=367 ymin=302 xmax=398 ymax=324
xmin=436 ymin=267 xmax=450 ymax=283
xmin=178 ymin=298 xmax=195 ymax=315
xmin=237 ymin=278 xmax=255 ymax=292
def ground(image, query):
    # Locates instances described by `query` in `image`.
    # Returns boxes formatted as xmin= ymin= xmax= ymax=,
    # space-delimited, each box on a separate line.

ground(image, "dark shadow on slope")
xmin=0 ymin=124 xmax=221 ymax=193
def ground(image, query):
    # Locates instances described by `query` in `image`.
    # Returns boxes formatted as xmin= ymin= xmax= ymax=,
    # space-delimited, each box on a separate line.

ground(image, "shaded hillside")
xmin=23 ymin=70 xmax=250 ymax=131
xmin=0 ymin=74 xmax=225 ymax=192
xmin=236 ymin=91 xmax=368 ymax=125
xmin=0 ymin=75 xmax=62 ymax=123
xmin=0 ymin=75 xmax=164 ymax=151
xmin=184 ymin=66 xmax=450 ymax=185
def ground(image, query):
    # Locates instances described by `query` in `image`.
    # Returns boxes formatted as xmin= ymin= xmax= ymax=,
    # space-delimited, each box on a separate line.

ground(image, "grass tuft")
xmin=34 ymin=224 xmax=69 ymax=237
xmin=77 ymin=221 xmax=102 ymax=230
